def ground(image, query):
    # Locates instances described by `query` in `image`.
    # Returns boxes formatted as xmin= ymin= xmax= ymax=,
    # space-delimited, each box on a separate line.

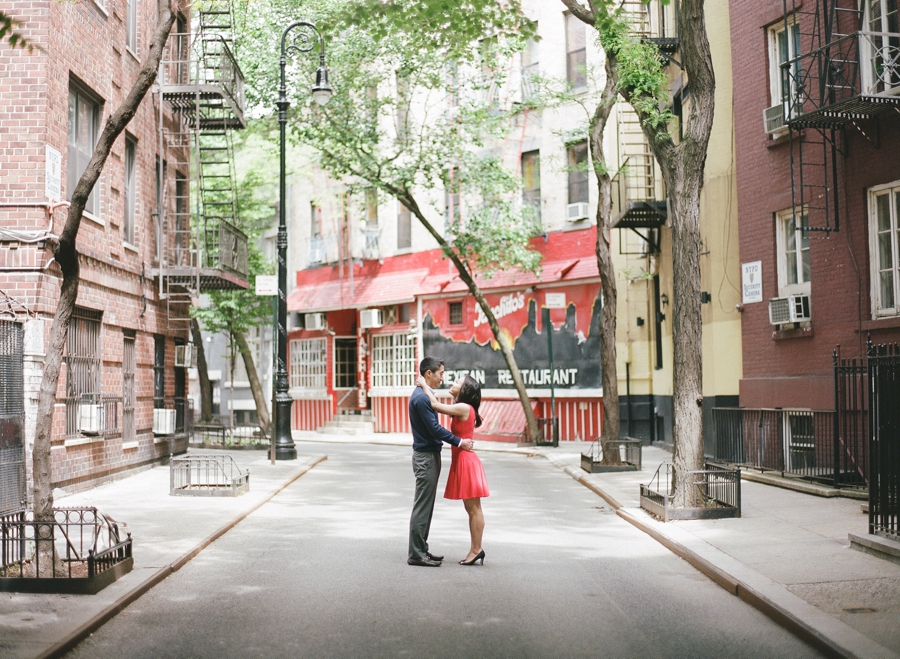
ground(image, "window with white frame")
xmin=521 ymin=28 xmax=539 ymax=99
xmin=372 ymin=333 xmax=416 ymax=388
xmin=68 ymin=83 xmax=101 ymax=216
xmin=768 ymin=18 xmax=801 ymax=113
xmin=864 ymin=0 xmax=900 ymax=94
xmin=126 ymin=0 xmax=137 ymax=53
xmin=290 ymin=338 xmax=327 ymax=389
xmin=869 ymin=182 xmax=900 ymax=316
xmin=775 ymin=208 xmax=810 ymax=297
xmin=565 ymin=12 xmax=587 ymax=89
xmin=124 ymin=135 xmax=136 ymax=244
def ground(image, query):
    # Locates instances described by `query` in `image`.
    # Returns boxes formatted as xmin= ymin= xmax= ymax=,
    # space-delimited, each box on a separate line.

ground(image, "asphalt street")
xmin=65 ymin=442 xmax=824 ymax=659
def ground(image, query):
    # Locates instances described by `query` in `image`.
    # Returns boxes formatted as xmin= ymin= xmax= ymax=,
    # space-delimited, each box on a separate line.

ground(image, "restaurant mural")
xmin=422 ymin=285 xmax=603 ymax=390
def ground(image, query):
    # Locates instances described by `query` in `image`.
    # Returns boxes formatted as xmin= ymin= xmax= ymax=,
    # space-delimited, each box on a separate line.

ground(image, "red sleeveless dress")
xmin=444 ymin=404 xmax=490 ymax=500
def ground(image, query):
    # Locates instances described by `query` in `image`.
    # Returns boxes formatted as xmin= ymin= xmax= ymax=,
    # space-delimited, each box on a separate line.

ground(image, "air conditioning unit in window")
xmin=360 ymin=308 xmax=383 ymax=329
xmin=174 ymin=344 xmax=193 ymax=368
xmin=764 ymin=104 xmax=786 ymax=135
xmin=78 ymin=403 xmax=102 ymax=435
xmin=567 ymin=202 xmax=589 ymax=222
xmin=309 ymin=247 xmax=325 ymax=265
xmin=305 ymin=312 xmax=326 ymax=331
xmin=769 ymin=294 xmax=811 ymax=325
xmin=153 ymin=408 xmax=176 ymax=435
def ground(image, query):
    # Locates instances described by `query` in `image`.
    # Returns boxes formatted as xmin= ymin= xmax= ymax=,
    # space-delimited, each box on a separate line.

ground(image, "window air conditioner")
xmin=174 ymin=344 xmax=193 ymax=368
xmin=78 ymin=404 xmax=102 ymax=435
xmin=567 ymin=202 xmax=589 ymax=222
xmin=305 ymin=312 xmax=326 ymax=331
xmin=153 ymin=408 xmax=176 ymax=435
xmin=360 ymin=308 xmax=383 ymax=329
xmin=309 ymin=247 xmax=325 ymax=265
xmin=769 ymin=294 xmax=811 ymax=325
xmin=764 ymin=104 xmax=786 ymax=135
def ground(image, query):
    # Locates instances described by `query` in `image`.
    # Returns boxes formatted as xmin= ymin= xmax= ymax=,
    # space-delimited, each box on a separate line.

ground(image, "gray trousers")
xmin=409 ymin=450 xmax=441 ymax=560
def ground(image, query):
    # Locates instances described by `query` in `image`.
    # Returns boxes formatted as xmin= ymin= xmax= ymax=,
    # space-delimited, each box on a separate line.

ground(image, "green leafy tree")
xmin=563 ymin=0 xmax=714 ymax=502
xmin=0 ymin=10 xmax=40 ymax=51
xmin=236 ymin=0 xmax=548 ymax=440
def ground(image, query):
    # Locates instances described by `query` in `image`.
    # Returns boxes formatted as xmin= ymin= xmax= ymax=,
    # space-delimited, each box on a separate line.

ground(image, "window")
xmin=290 ymin=338 xmax=327 ymax=389
xmin=776 ymin=208 xmax=810 ymax=296
xmin=174 ymin=174 xmax=189 ymax=264
xmin=126 ymin=0 xmax=137 ymax=52
xmin=153 ymin=335 xmax=165 ymax=408
xmin=522 ymin=150 xmax=541 ymax=225
xmin=334 ymin=338 xmax=357 ymax=389
xmin=372 ymin=334 xmax=416 ymax=388
xmin=521 ymin=29 xmax=539 ymax=99
xmin=65 ymin=308 xmax=102 ymax=436
xmin=449 ymin=301 xmax=464 ymax=326
xmin=567 ymin=141 xmax=589 ymax=204
xmin=565 ymin=12 xmax=587 ymax=89
xmin=448 ymin=61 xmax=460 ymax=108
xmin=768 ymin=19 xmax=801 ymax=111
xmin=869 ymin=182 xmax=900 ymax=316
xmin=480 ymin=37 xmax=498 ymax=105
xmin=124 ymin=135 xmax=136 ymax=245
xmin=155 ymin=157 xmax=166 ymax=262
xmin=68 ymin=84 xmax=101 ymax=216
xmin=396 ymin=72 xmax=410 ymax=142
xmin=865 ymin=0 xmax=900 ymax=93
xmin=398 ymin=202 xmax=412 ymax=250
xmin=365 ymin=189 xmax=378 ymax=227
xmin=445 ymin=168 xmax=461 ymax=230
xmin=399 ymin=304 xmax=410 ymax=323
xmin=123 ymin=332 xmax=135 ymax=442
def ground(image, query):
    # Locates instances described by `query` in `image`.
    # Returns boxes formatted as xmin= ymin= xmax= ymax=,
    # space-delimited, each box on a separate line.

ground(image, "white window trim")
xmin=767 ymin=16 xmax=800 ymax=133
xmin=862 ymin=0 xmax=900 ymax=95
xmin=868 ymin=180 xmax=900 ymax=318
xmin=371 ymin=333 xmax=416 ymax=389
xmin=289 ymin=337 xmax=327 ymax=389
xmin=775 ymin=207 xmax=811 ymax=298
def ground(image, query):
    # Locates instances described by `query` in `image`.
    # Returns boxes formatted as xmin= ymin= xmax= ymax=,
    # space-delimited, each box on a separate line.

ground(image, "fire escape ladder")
xmin=156 ymin=0 xmax=248 ymax=329
xmin=612 ymin=102 xmax=666 ymax=233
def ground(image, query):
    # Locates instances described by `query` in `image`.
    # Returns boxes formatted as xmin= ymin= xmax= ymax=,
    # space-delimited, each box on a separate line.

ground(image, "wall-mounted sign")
xmin=255 ymin=275 xmax=278 ymax=296
xmin=545 ymin=292 xmax=566 ymax=309
xmin=742 ymin=261 xmax=763 ymax=304
xmin=45 ymin=145 xmax=61 ymax=202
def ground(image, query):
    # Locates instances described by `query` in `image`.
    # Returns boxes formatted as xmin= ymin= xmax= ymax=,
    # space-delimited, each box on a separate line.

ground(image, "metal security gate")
xmin=0 ymin=320 xmax=25 ymax=514
xmin=869 ymin=341 xmax=900 ymax=540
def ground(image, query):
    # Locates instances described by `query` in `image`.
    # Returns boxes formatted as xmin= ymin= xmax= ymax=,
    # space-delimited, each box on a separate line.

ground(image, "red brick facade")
xmin=730 ymin=0 xmax=900 ymax=410
xmin=1 ymin=0 xmax=190 ymax=495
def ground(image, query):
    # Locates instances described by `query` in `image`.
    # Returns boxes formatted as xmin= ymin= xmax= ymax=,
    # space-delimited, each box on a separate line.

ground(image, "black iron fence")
xmin=712 ymin=408 xmax=843 ymax=486
xmin=0 ymin=507 xmax=131 ymax=581
xmin=834 ymin=351 xmax=870 ymax=489
xmin=639 ymin=462 xmax=741 ymax=522
xmin=869 ymin=342 xmax=900 ymax=540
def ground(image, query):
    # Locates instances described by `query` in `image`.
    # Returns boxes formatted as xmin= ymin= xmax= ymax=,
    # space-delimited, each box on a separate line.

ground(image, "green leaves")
xmin=0 ymin=11 xmax=40 ymax=52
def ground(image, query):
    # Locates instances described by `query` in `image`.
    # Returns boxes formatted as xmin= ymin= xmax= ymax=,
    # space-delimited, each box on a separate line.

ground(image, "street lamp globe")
xmin=312 ymin=65 xmax=333 ymax=106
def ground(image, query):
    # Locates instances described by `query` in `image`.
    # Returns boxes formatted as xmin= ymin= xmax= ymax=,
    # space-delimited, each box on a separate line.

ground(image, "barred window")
xmin=290 ymin=338 xmax=327 ymax=389
xmin=66 ymin=308 xmax=102 ymax=437
xmin=372 ymin=333 xmax=416 ymax=388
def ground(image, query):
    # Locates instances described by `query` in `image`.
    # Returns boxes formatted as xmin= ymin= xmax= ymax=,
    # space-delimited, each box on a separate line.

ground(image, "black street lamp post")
xmin=274 ymin=20 xmax=332 ymax=460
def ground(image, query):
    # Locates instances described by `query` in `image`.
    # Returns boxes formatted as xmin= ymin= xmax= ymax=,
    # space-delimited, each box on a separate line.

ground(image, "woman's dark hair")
xmin=456 ymin=375 xmax=483 ymax=428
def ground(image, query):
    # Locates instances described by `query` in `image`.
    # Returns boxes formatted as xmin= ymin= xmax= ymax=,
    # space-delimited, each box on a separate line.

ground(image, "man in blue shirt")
xmin=408 ymin=356 xmax=474 ymax=567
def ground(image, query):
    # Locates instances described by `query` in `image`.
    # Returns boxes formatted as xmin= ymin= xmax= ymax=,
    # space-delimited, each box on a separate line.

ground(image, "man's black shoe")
xmin=426 ymin=551 xmax=444 ymax=562
xmin=408 ymin=557 xmax=441 ymax=567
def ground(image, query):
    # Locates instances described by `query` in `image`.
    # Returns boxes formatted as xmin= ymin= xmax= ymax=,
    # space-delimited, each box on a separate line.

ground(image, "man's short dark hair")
xmin=419 ymin=356 xmax=444 ymax=376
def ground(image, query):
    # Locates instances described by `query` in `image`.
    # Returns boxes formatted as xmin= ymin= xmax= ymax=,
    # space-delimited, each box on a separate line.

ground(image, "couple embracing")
xmin=407 ymin=356 xmax=489 ymax=568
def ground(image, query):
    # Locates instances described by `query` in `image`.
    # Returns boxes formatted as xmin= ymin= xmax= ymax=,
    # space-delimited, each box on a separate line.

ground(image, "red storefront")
xmin=286 ymin=228 xmax=604 ymax=441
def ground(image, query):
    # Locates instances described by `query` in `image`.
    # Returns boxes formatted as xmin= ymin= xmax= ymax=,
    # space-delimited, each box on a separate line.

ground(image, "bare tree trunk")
xmin=589 ymin=57 xmax=622 ymax=464
xmin=32 ymin=2 xmax=177 ymax=524
xmin=234 ymin=330 xmax=271 ymax=435
xmin=401 ymin=195 xmax=540 ymax=443
xmin=191 ymin=318 xmax=213 ymax=423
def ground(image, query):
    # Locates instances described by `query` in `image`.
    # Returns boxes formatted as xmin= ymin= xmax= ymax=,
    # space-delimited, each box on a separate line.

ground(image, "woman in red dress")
xmin=416 ymin=374 xmax=489 ymax=565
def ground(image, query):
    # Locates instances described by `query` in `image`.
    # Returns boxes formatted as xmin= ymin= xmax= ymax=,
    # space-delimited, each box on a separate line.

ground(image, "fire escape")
xmin=780 ymin=0 xmax=900 ymax=233
xmin=154 ymin=2 xmax=249 ymax=329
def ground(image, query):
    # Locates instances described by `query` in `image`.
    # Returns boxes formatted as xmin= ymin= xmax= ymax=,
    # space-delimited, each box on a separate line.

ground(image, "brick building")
xmin=730 ymin=0 xmax=900 ymax=410
xmin=0 ymin=0 xmax=247 ymax=506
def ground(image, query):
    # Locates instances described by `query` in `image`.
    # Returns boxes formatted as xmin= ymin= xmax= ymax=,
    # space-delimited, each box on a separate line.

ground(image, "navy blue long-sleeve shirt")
xmin=409 ymin=387 xmax=461 ymax=452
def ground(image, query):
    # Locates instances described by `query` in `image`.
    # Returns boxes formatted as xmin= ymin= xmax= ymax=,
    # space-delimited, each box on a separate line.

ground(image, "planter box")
xmin=581 ymin=438 xmax=642 ymax=473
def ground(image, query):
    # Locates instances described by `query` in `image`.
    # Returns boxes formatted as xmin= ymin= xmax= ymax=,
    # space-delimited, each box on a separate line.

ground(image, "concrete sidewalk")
xmin=536 ymin=443 xmax=900 ymax=659
xmin=0 ymin=451 xmax=326 ymax=659
xmin=294 ymin=431 xmax=900 ymax=659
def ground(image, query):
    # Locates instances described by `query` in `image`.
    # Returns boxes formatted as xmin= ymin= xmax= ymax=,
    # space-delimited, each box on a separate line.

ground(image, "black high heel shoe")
xmin=459 ymin=550 xmax=485 ymax=566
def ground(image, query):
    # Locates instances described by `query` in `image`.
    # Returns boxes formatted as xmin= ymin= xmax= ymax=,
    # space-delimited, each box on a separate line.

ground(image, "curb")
xmin=547 ymin=455 xmax=899 ymax=659
xmin=35 ymin=455 xmax=328 ymax=659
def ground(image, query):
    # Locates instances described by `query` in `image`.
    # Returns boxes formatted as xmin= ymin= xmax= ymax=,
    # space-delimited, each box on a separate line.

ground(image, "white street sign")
xmin=255 ymin=275 xmax=278 ymax=296
xmin=545 ymin=292 xmax=566 ymax=309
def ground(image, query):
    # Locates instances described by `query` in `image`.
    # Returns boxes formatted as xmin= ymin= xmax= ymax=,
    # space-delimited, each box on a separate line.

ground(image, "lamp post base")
xmin=273 ymin=395 xmax=296 ymax=460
